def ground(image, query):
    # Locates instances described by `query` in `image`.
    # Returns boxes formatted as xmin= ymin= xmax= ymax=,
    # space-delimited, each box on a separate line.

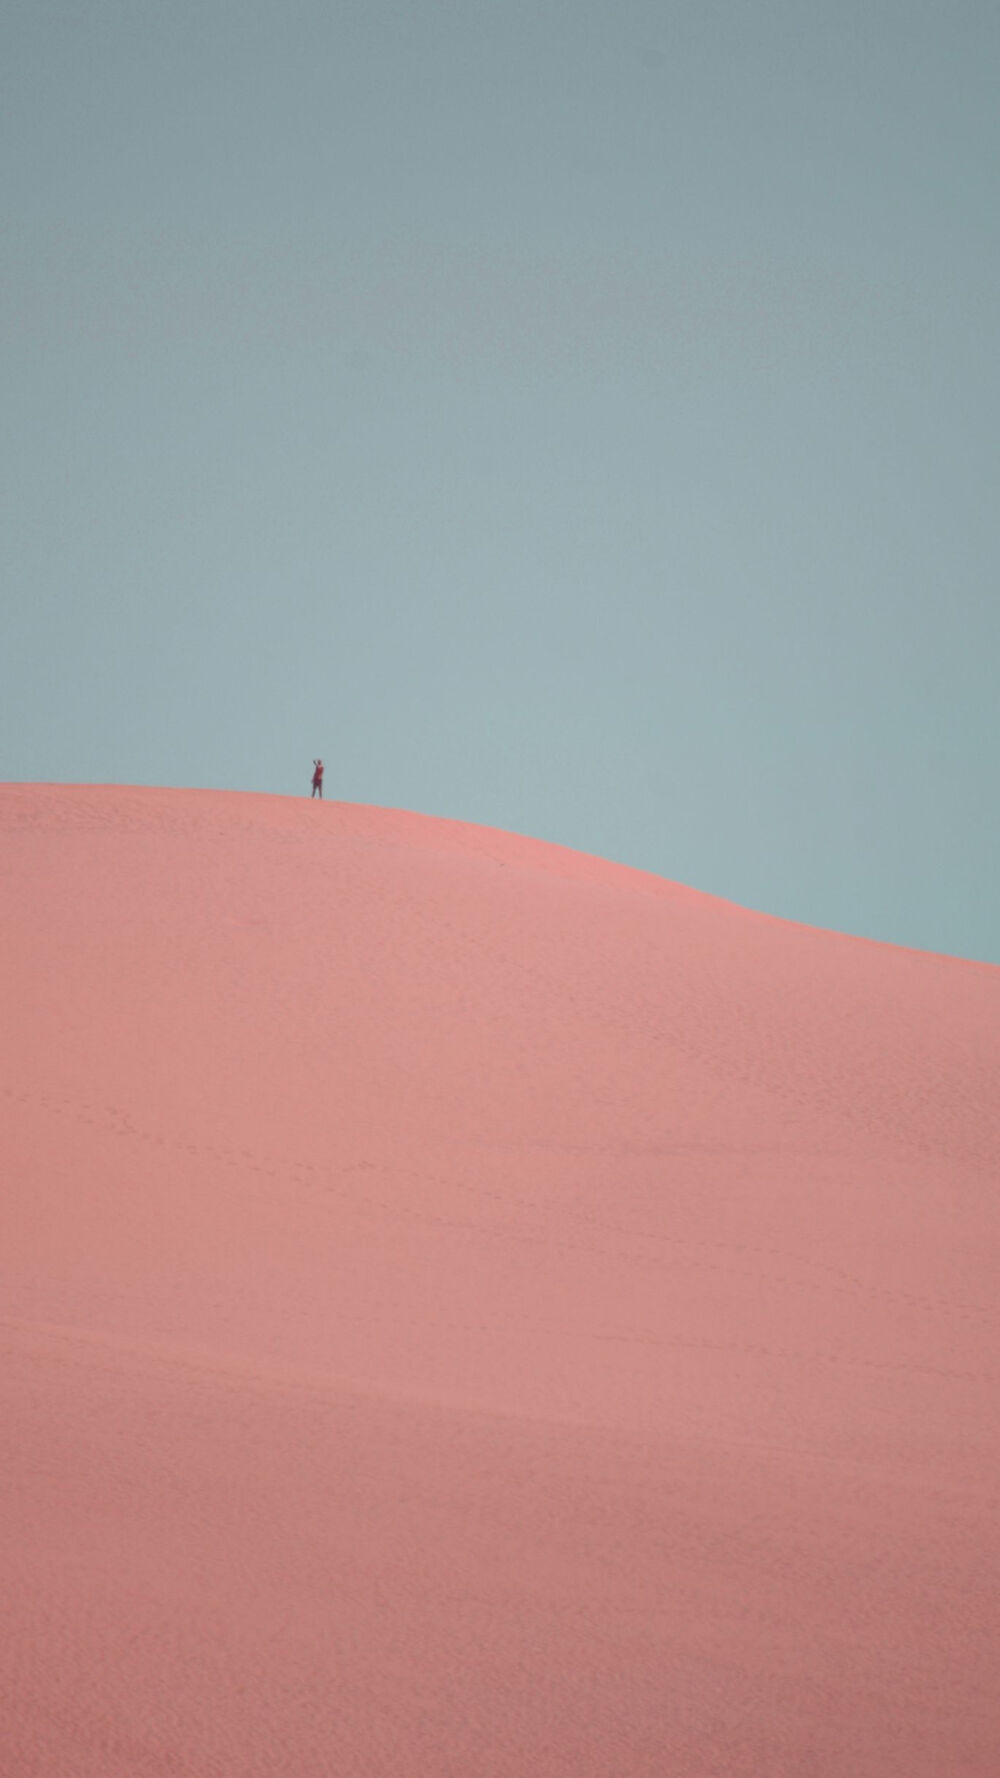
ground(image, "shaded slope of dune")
xmin=2 ymin=784 xmax=999 ymax=1776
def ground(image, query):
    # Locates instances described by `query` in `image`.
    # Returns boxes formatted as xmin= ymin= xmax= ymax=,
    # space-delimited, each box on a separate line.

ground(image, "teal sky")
xmin=3 ymin=1 xmax=998 ymax=961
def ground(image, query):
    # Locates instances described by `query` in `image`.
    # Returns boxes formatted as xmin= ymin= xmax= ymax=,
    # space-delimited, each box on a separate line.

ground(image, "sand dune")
xmin=2 ymin=783 xmax=998 ymax=1776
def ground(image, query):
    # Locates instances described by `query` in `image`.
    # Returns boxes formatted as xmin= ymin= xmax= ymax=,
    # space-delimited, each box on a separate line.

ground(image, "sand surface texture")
xmin=2 ymin=784 xmax=999 ymax=1776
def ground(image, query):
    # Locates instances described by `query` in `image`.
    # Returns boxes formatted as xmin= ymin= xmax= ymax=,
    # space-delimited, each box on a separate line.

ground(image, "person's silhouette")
xmin=311 ymin=759 xmax=324 ymax=799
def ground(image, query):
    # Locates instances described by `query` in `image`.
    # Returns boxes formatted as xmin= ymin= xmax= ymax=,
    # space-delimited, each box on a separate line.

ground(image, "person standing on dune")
xmin=311 ymin=759 xmax=324 ymax=799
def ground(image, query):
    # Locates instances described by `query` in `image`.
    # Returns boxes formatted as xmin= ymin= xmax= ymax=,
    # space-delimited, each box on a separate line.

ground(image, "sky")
xmin=2 ymin=0 xmax=998 ymax=962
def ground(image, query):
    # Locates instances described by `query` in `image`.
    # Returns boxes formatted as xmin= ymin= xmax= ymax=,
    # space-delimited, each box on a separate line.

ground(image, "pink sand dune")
xmin=2 ymin=783 xmax=999 ymax=1776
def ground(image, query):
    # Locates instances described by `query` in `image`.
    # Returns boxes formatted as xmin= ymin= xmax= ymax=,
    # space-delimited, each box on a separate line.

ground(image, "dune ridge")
xmin=2 ymin=784 xmax=998 ymax=1776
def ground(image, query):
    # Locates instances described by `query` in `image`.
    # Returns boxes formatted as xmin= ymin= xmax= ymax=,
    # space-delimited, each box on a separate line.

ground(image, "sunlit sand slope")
xmin=2 ymin=784 xmax=999 ymax=1776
